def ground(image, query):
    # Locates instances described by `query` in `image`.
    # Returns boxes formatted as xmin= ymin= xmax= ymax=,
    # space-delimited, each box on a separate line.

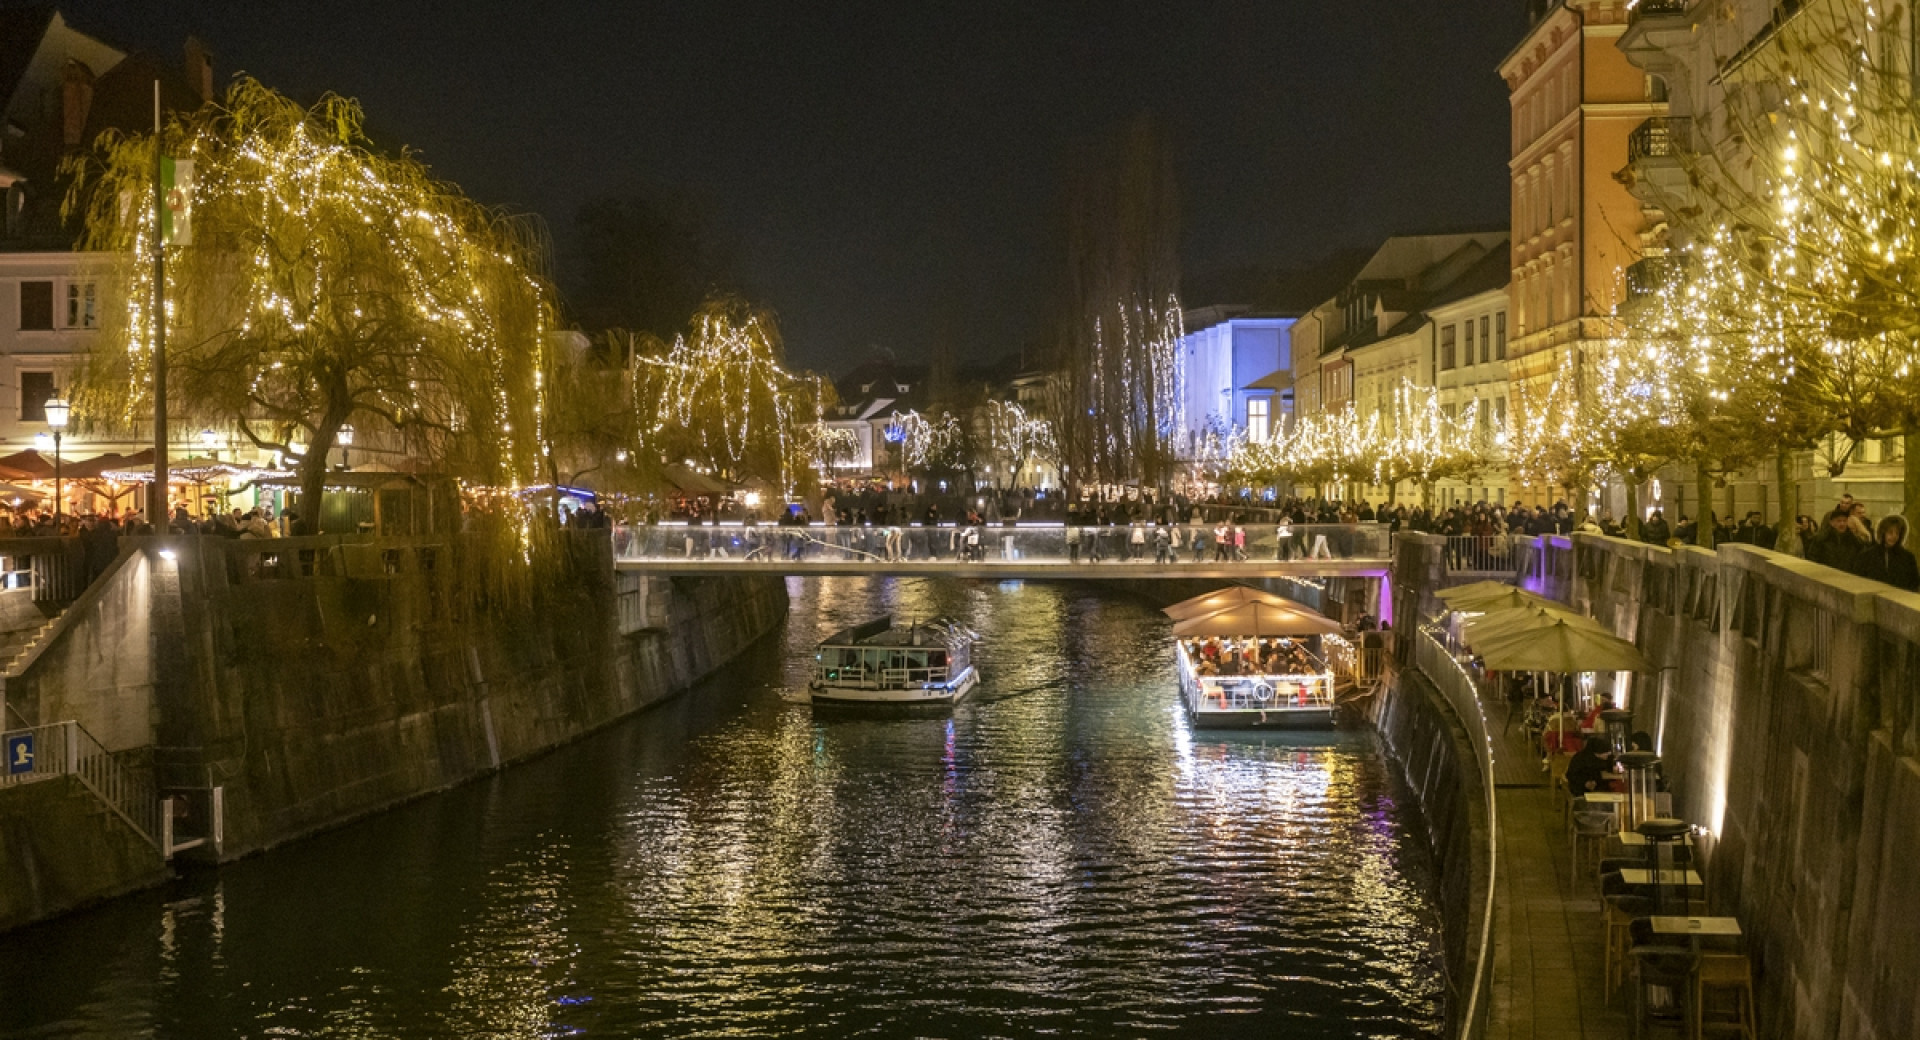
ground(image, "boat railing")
xmin=1176 ymin=641 xmax=1334 ymax=709
xmin=812 ymin=663 xmax=953 ymax=689
xmin=881 ymin=665 xmax=951 ymax=687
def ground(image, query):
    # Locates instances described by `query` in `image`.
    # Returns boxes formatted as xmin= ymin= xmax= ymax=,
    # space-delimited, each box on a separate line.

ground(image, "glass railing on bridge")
xmin=609 ymin=522 xmax=1393 ymax=565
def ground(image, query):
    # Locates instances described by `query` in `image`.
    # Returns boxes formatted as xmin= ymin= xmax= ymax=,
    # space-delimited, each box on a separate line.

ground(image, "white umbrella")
xmin=1162 ymin=586 xmax=1300 ymax=620
xmin=1469 ymin=619 xmax=1649 ymax=673
xmin=1170 ymin=601 xmax=1344 ymax=638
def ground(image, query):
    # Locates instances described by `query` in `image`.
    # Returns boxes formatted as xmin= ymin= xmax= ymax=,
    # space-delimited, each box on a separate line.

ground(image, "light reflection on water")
xmin=0 ymin=577 xmax=1444 ymax=1039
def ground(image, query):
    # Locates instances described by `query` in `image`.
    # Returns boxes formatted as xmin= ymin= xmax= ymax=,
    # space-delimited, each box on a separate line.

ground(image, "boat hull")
xmin=1184 ymin=701 xmax=1336 ymax=729
xmin=809 ymin=667 xmax=980 ymax=707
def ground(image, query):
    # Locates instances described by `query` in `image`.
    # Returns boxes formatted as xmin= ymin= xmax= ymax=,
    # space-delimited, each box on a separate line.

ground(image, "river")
xmin=0 ymin=576 xmax=1445 ymax=1039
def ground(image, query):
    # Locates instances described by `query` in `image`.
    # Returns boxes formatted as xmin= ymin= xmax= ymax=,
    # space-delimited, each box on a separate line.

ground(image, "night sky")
xmin=52 ymin=1 xmax=1525 ymax=370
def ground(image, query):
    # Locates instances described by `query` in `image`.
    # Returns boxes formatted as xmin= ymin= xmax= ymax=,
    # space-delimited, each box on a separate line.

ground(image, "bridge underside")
xmin=613 ymin=560 xmax=1392 ymax=581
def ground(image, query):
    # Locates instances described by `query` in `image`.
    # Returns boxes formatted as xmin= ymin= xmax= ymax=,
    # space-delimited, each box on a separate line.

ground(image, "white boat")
xmin=1163 ymin=588 xmax=1340 ymax=728
xmin=1174 ymin=640 xmax=1336 ymax=728
xmin=808 ymin=616 xmax=981 ymax=706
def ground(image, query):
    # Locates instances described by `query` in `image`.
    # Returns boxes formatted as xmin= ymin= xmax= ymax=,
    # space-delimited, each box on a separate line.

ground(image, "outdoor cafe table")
xmin=1618 ymin=868 xmax=1705 ymax=889
xmin=1649 ymin=916 xmax=1740 ymax=938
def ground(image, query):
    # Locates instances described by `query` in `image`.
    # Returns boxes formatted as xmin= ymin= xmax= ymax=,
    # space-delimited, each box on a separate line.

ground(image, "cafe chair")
xmin=1628 ymin=943 xmax=1697 ymax=1040
xmin=1694 ymin=952 xmax=1756 ymax=1039
xmin=1599 ymin=872 xmax=1654 ymax=999
xmin=1570 ymin=800 xmax=1615 ymax=877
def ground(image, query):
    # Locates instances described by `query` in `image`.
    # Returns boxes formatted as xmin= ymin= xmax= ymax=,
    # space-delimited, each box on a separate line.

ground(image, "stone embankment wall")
xmin=1558 ymin=535 xmax=1919 ymax=1040
xmin=0 ymin=533 xmax=786 ymax=931
xmin=1405 ymin=530 xmax=1920 ymax=1040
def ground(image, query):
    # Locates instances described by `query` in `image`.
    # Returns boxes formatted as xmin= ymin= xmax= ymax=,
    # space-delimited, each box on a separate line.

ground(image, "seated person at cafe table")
xmin=1564 ymin=736 xmax=1620 ymax=794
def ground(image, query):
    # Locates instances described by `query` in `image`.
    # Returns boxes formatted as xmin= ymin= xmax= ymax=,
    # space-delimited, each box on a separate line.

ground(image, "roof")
xmin=1247 ymin=368 xmax=1293 ymax=392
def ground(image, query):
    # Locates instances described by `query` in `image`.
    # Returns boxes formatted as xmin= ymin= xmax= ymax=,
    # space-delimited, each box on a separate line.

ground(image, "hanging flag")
xmin=160 ymin=156 xmax=194 ymax=246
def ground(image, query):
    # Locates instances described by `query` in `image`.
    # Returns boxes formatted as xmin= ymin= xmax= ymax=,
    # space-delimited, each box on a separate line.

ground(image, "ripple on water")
xmin=0 ymin=577 xmax=1444 ymax=1039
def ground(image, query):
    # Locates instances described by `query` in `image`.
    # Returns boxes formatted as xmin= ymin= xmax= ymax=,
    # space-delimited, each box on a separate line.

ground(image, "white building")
xmin=1175 ymin=307 xmax=1293 ymax=456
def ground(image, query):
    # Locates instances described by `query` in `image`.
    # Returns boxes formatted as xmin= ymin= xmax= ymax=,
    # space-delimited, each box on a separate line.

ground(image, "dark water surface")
xmin=0 ymin=577 xmax=1445 ymax=1039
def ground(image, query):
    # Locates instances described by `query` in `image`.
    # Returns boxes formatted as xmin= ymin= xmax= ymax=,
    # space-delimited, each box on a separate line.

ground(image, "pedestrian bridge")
xmin=608 ymin=522 xmax=1394 ymax=582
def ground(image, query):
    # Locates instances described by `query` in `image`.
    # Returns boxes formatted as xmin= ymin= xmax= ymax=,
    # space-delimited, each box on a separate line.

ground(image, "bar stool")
xmin=1570 ymin=797 xmax=1615 ymax=877
xmin=1619 ymin=751 xmax=1662 ymax=834
xmin=1694 ymin=952 xmax=1756 ymax=1039
xmin=1639 ymin=818 xmax=1695 ymax=915
xmin=1628 ymin=942 xmax=1696 ymax=1039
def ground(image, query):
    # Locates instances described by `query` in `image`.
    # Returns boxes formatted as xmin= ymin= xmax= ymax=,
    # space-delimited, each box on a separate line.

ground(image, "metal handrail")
xmin=1411 ymin=628 xmax=1501 ymax=1040
xmin=0 ymin=719 xmax=159 ymax=849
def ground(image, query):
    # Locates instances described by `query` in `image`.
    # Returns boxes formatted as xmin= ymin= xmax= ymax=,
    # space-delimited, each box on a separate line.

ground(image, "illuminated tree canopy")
xmin=65 ymin=78 xmax=551 ymax=532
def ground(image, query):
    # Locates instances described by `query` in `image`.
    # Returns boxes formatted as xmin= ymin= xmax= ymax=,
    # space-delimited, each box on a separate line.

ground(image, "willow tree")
xmin=641 ymin=296 xmax=825 ymax=492
xmin=64 ymin=78 xmax=551 ymax=533
xmin=982 ymin=400 xmax=1060 ymax=489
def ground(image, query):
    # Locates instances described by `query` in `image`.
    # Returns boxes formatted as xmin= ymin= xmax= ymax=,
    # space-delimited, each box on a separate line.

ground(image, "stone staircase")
xmin=0 ymin=608 xmax=65 ymax=679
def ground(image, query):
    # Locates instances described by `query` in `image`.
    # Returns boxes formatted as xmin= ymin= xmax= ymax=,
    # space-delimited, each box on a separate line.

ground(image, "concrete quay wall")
xmin=0 ymin=533 xmax=787 ymax=932
xmin=1411 ymin=531 xmax=1920 ymax=1040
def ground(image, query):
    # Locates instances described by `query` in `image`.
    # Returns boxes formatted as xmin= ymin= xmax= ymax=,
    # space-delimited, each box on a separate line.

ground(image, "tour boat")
xmin=808 ymin=616 xmax=981 ymax=706
xmin=1173 ymin=639 xmax=1337 ymax=728
xmin=1163 ymin=589 xmax=1340 ymax=728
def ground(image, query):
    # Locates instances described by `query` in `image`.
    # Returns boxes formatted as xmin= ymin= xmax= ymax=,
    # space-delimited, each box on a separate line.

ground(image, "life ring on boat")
xmin=1251 ymin=681 xmax=1274 ymax=704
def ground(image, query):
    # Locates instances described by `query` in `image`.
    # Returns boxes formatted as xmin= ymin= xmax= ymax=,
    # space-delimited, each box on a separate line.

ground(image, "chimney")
xmin=184 ymin=37 xmax=214 ymax=103
xmin=61 ymin=60 xmax=94 ymax=150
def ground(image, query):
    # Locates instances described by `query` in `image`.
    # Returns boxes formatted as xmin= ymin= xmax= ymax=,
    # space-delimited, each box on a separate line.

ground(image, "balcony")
xmin=1628 ymin=0 xmax=1689 ymax=24
xmin=1628 ymin=116 xmax=1691 ymax=163
xmin=1623 ymin=117 xmax=1694 ymax=206
xmin=1624 ymin=255 xmax=1682 ymax=303
xmin=1621 ymin=0 xmax=1695 ymax=64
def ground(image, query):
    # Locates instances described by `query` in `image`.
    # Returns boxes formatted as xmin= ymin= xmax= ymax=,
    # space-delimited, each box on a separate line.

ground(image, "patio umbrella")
xmin=1170 ymin=601 xmax=1344 ymax=638
xmin=1437 ymin=582 xmax=1557 ymax=613
xmin=1162 ymin=586 xmax=1300 ymax=620
xmin=1468 ymin=618 xmax=1649 ymax=674
xmin=0 ymin=481 xmax=46 ymax=502
xmin=1461 ymin=606 xmax=1609 ymax=651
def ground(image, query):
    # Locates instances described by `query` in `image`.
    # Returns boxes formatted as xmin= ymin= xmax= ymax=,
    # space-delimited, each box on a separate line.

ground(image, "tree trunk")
xmin=296 ymin=451 xmax=329 ymax=536
xmin=1774 ymin=448 xmax=1799 ymax=553
xmin=1625 ymin=482 xmax=1641 ymax=542
xmin=1906 ymin=428 xmax=1920 ymax=527
xmin=1695 ymin=457 xmax=1715 ymax=548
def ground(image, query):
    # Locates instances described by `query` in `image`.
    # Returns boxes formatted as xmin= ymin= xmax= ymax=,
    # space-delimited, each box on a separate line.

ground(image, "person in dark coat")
xmin=1640 ymin=510 xmax=1671 ymax=545
xmin=1852 ymin=515 xmax=1920 ymax=592
xmin=1565 ymin=736 xmax=1616 ymax=795
xmin=1806 ymin=508 xmax=1870 ymax=573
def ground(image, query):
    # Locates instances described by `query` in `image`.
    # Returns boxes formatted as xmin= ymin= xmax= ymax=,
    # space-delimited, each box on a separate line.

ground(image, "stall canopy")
xmin=660 ymin=463 xmax=728 ymax=497
xmin=1162 ymin=586 xmax=1304 ymax=621
xmin=1461 ymin=606 xmax=1609 ymax=650
xmin=1170 ymin=601 xmax=1344 ymax=638
xmin=1468 ymin=618 xmax=1650 ymax=673
xmin=1435 ymin=581 xmax=1558 ymax=613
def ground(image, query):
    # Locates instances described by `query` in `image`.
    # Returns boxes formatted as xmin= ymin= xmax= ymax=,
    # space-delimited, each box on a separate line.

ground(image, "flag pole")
xmin=150 ymin=80 xmax=168 ymax=527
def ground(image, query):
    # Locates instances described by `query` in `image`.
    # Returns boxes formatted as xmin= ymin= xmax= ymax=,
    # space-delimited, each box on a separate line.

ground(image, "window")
xmin=64 ymin=282 xmax=96 ymax=329
xmin=1247 ymin=397 xmax=1271 ymax=443
xmin=19 ymin=371 xmax=53 ymax=422
xmin=1464 ymin=317 xmax=1477 ymax=364
xmin=1479 ymin=315 xmax=1492 ymax=363
xmin=1495 ymin=395 xmax=1508 ymax=432
xmin=1495 ymin=312 xmax=1507 ymax=358
xmin=1440 ymin=324 xmax=1457 ymax=371
xmin=19 ymin=281 xmax=52 ymax=331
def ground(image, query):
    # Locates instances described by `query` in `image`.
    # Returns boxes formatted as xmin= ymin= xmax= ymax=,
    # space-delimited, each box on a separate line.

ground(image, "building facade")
xmin=1501 ymin=0 xmax=1665 ymax=502
xmin=1174 ymin=307 xmax=1293 ymax=456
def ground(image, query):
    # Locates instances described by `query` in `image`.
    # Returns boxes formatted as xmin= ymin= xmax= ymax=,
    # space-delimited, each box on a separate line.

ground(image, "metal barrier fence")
xmin=1443 ymin=535 xmax=1522 ymax=575
xmin=0 ymin=719 xmax=159 ymax=848
xmin=610 ymin=522 xmax=1394 ymax=565
xmin=1411 ymin=627 xmax=1501 ymax=1040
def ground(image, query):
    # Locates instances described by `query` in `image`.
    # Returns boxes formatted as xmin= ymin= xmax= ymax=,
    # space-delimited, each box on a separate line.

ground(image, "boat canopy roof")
xmin=818 ymin=616 xmax=976 ymax=648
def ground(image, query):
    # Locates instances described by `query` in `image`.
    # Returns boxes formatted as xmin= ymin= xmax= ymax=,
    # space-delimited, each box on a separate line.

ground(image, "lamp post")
xmin=43 ymin=396 xmax=68 ymax=525
xmin=337 ymin=424 xmax=354 ymax=469
xmin=199 ymin=428 xmax=219 ymax=460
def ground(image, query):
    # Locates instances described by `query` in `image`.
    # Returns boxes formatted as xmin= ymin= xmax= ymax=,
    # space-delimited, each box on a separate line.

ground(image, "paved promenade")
xmin=1482 ymin=694 xmax=1630 ymax=1038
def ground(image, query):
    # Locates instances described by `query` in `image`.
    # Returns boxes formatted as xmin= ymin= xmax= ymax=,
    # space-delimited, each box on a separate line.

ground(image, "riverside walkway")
xmin=1415 ymin=632 xmax=1630 ymax=1040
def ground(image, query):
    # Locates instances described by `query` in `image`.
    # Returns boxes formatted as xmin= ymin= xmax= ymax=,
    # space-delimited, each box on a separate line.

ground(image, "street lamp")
xmin=43 ymin=396 xmax=68 ymax=525
xmin=336 ymin=423 xmax=354 ymax=469
xmin=200 ymin=428 xmax=220 ymax=459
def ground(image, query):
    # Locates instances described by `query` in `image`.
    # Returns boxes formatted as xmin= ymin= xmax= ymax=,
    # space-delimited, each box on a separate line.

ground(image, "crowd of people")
xmin=1185 ymin=636 xmax=1322 ymax=677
